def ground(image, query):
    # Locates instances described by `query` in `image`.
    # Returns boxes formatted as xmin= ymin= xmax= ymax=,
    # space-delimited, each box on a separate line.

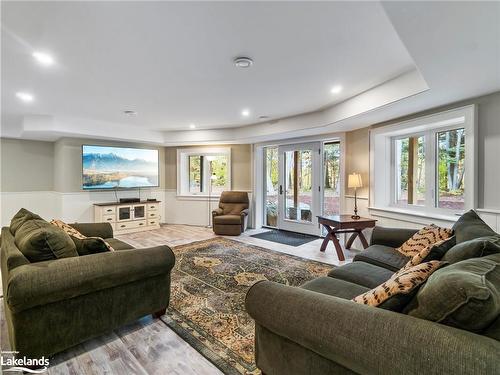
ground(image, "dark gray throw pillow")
xmin=71 ymin=237 xmax=110 ymax=256
xmin=10 ymin=208 xmax=44 ymax=235
xmin=452 ymin=210 xmax=496 ymax=243
xmin=14 ymin=219 xmax=78 ymax=262
xmin=405 ymin=254 xmax=500 ymax=332
xmin=443 ymin=236 xmax=500 ymax=264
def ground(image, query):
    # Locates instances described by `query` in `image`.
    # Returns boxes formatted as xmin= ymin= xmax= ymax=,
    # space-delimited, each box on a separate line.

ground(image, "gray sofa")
xmin=246 ymin=212 xmax=500 ymax=375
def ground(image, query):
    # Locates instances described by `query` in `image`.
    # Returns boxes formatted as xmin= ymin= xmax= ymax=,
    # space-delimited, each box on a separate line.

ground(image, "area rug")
xmin=250 ymin=229 xmax=319 ymax=246
xmin=162 ymin=237 xmax=332 ymax=375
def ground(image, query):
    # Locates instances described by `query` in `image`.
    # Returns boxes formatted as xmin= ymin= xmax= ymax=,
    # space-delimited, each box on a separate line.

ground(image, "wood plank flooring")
xmin=1 ymin=224 xmax=358 ymax=374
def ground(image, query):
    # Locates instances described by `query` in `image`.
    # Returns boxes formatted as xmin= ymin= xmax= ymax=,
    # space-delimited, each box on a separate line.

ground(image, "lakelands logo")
xmin=1 ymin=351 xmax=49 ymax=373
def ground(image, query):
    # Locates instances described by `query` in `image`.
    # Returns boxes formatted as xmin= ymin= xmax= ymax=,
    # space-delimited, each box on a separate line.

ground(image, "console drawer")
xmin=147 ymin=204 xmax=158 ymax=211
xmin=102 ymin=207 xmax=116 ymax=215
xmin=148 ymin=219 xmax=159 ymax=226
xmin=102 ymin=214 xmax=116 ymax=223
xmin=148 ymin=211 xmax=158 ymax=218
xmin=116 ymin=220 xmax=147 ymax=231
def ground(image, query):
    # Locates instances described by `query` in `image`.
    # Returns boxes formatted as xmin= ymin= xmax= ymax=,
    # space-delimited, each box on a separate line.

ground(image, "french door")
xmin=277 ymin=142 xmax=321 ymax=235
xmin=264 ymin=140 xmax=341 ymax=236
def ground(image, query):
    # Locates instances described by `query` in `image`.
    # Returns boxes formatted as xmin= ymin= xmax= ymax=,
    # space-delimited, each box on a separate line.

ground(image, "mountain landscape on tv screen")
xmin=83 ymin=149 xmax=158 ymax=189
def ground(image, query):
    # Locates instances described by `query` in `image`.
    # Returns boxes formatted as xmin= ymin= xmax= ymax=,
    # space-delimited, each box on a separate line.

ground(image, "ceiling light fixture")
xmin=32 ymin=51 xmax=54 ymax=66
xmin=189 ymin=123 xmax=196 ymax=129
xmin=330 ymin=85 xmax=343 ymax=94
xmin=234 ymin=56 xmax=253 ymax=68
xmin=123 ymin=110 xmax=137 ymax=116
xmin=16 ymin=92 xmax=34 ymax=102
xmin=241 ymin=109 xmax=250 ymax=117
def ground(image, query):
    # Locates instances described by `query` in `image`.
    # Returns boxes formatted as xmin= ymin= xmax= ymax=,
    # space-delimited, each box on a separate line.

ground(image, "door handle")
xmin=279 ymin=185 xmax=283 ymax=195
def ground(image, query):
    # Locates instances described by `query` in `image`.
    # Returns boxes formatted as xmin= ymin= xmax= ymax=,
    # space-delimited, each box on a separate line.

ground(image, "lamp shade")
xmin=348 ymin=173 xmax=363 ymax=188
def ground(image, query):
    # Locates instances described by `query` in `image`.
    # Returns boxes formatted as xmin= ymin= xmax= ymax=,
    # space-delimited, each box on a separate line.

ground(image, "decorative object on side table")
xmin=348 ymin=172 xmax=363 ymax=219
xmin=317 ymin=214 xmax=377 ymax=261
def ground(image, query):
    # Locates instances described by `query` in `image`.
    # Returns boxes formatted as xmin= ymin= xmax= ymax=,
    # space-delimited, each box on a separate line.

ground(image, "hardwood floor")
xmin=1 ymin=224 xmax=358 ymax=374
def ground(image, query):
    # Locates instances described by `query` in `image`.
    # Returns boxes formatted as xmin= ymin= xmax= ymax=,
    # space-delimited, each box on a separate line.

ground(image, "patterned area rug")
xmin=162 ymin=237 xmax=332 ymax=375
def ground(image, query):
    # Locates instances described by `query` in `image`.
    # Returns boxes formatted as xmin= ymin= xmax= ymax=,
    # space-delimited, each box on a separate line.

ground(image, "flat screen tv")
xmin=82 ymin=145 xmax=159 ymax=190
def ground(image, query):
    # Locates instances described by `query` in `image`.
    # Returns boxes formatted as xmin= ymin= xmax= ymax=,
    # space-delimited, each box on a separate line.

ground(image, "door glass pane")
xmin=134 ymin=205 xmax=145 ymax=218
xmin=323 ymin=142 xmax=340 ymax=216
xmin=189 ymin=155 xmax=203 ymax=193
xmin=437 ymin=128 xmax=465 ymax=210
xmin=264 ymin=147 xmax=278 ymax=227
xmin=285 ymin=149 xmax=312 ymax=222
xmin=210 ymin=155 xmax=229 ymax=194
xmin=119 ymin=207 xmax=131 ymax=220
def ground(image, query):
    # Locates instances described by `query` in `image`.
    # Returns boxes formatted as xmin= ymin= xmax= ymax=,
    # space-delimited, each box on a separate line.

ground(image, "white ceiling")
xmin=1 ymin=1 xmax=499 ymax=144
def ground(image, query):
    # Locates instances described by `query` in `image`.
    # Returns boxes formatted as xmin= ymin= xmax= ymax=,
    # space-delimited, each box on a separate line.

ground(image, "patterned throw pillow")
xmin=50 ymin=219 xmax=115 ymax=252
xmin=396 ymin=224 xmax=453 ymax=257
xmin=352 ymin=261 xmax=445 ymax=307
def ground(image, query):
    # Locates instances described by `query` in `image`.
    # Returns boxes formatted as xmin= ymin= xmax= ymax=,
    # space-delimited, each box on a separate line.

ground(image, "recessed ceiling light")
xmin=32 ymin=51 xmax=54 ymax=66
xmin=123 ymin=110 xmax=137 ymax=116
xmin=330 ymin=85 xmax=343 ymax=94
xmin=234 ymin=57 xmax=253 ymax=68
xmin=189 ymin=123 xmax=196 ymax=129
xmin=16 ymin=92 xmax=34 ymax=102
xmin=241 ymin=109 xmax=250 ymax=117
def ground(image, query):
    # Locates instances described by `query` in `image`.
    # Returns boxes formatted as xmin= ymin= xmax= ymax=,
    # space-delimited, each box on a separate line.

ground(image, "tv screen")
xmin=82 ymin=145 xmax=159 ymax=190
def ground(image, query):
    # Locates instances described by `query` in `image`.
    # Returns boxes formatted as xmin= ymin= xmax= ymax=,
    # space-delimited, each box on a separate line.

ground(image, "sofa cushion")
xmin=353 ymin=245 xmax=409 ymax=272
xmin=406 ymin=254 xmax=500 ymax=332
xmin=9 ymin=208 xmax=43 ymax=235
xmin=442 ymin=236 xmax=500 ymax=264
xmin=14 ymin=219 xmax=78 ymax=262
xmin=51 ymin=219 xmax=115 ymax=254
xmin=213 ymin=214 xmax=242 ymax=225
xmin=396 ymin=224 xmax=453 ymax=257
xmin=104 ymin=238 xmax=135 ymax=251
xmin=301 ymin=277 xmax=369 ymax=300
xmin=353 ymin=261 xmax=446 ymax=312
xmin=452 ymin=209 xmax=496 ymax=243
xmin=328 ymin=262 xmax=394 ymax=289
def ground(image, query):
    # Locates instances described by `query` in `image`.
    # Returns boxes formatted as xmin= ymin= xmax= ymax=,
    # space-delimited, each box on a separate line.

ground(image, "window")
xmin=177 ymin=147 xmax=231 ymax=196
xmin=371 ymin=105 xmax=476 ymax=217
xmin=264 ymin=147 xmax=278 ymax=227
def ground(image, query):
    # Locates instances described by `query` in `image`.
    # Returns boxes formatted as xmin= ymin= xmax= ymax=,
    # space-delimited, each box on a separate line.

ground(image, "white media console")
xmin=94 ymin=200 xmax=161 ymax=234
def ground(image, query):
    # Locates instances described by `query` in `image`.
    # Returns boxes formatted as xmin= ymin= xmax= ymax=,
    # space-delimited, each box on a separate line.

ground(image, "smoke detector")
xmin=123 ymin=110 xmax=137 ymax=116
xmin=233 ymin=56 xmax=253 ymax=68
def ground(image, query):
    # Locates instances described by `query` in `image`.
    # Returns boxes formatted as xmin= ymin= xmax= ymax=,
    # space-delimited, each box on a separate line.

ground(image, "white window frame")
xmin=177 ymin=147 xmax=231 ymax=197
xmin=370 ymin=105 xmax=477 ymax=221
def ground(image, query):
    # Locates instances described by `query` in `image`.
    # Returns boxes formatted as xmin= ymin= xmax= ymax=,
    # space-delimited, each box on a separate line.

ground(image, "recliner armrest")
xmin=7 ymin=245 xmax=175 ymax=313
xmin=246 ymin=281 xmax=499 ymax=374
xmin=241 ymin=208 xmax=249 ymax=216
xmin=212 ymin=208 xmax=224 ymax=216
xmin=370 ymin=226 xmax=418 ymax=248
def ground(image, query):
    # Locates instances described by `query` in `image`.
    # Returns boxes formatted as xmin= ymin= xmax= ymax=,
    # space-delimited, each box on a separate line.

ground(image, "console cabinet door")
xmin=118 ymin=206 xmax=132 ymax=221
xmin=133 ymin=204 xmax=146 ymax=219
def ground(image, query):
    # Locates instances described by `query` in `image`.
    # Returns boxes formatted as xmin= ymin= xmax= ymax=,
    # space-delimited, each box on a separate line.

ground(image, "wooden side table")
xmin=317 ymin=215 xmax=377 ymax=261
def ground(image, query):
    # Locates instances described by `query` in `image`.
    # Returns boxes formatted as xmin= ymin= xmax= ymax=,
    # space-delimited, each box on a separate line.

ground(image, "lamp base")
xmin=351 ymin=215 xmax=361 ymax=220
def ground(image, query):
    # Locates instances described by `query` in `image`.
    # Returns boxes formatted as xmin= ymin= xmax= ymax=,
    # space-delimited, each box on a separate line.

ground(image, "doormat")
xmin=250 ymin=229 xmax=319 ymax=247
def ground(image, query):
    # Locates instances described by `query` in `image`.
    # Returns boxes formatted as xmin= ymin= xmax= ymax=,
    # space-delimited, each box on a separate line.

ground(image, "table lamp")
xmin=348 ymin=173 xmax=362 ymax=220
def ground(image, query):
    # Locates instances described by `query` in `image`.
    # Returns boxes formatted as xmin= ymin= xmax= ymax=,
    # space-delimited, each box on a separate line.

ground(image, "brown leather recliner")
xmin=212 ymin=191 xmax=249 ymax=235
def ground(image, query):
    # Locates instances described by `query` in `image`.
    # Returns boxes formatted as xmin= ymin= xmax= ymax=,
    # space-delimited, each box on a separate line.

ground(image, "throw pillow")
xmin=352 ymin=261 xmax=445 ymax=310
xmin=50 ymin=219 xmax=115 ymax=254
xmin=14 ymin=219 xmax=78 ymax=262
xmin=10 ymin=208 xmax=43 ymax=235
xmin=402 ymin=236 xmax=457 ymax=270
xmin=442 ymin=236 xmax=500 ymax=264
xmin=452 ymin=210 xmax=496 ymax=243
xmin=405 ymin=254 xmax=500 ymax=332
xmin=396 ymin=224 xmax=453 ymax=257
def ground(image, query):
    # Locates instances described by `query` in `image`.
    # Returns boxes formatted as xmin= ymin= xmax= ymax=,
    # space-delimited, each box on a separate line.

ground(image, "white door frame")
xmin=277 ymin=142 xmax=321 ymax=236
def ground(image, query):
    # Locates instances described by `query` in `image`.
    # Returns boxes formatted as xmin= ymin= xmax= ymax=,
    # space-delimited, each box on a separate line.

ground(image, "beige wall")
xmin=345 ymin=90 xmax=500 ymax=210
xmin=1 ymin=138 xmax=54 ymax=191
xmin=164 ymin=144 xmax=253 ymax=191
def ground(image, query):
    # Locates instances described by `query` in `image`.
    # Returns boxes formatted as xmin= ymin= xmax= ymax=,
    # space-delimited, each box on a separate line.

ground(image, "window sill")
xmin=368 ymin=206 xmax=460 ymax=224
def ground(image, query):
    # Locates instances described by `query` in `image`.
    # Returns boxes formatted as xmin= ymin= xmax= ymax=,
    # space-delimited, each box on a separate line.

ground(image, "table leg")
xmin=358 ymin=230 xmax=369 ymax=249
xmin=332 ymin=235 xmax=345 ymax=261
xmin=345 ymin=232 xmax=359 ymax=249
xmin=320 ymin=224 xmax=332 ymax=252
xmin=320 ymin=224 xmax=345 ymax=261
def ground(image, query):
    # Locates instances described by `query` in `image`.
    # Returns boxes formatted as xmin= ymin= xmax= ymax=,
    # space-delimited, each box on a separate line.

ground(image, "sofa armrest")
xmin=69 ymin=222 xmax=114 ymax=239
xmin=6 ymin=245 xmax=175 ymax=313
xmin=370 ymin=226 xmax=418 ymax=248
xmin=246 ymin=281 xmax=500 ymax=375
xmin=212 ymin=208 xmax=224 ymax=216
